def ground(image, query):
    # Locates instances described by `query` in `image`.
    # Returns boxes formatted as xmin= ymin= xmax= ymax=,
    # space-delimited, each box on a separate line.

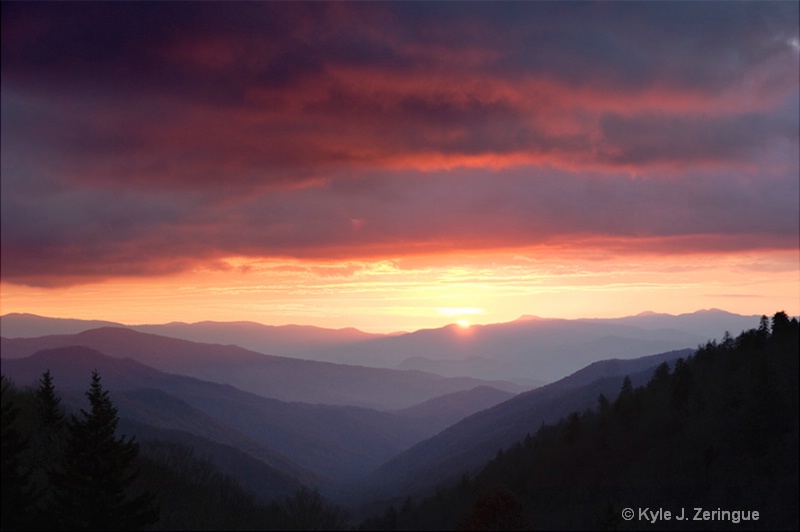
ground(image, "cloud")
xmin=596 ymin=104 xmax=799 ymax=168
xmin=3 ymin=164 xmax=797 ymax=287
xmin=1 ymin=2 xmax=798 ymax=287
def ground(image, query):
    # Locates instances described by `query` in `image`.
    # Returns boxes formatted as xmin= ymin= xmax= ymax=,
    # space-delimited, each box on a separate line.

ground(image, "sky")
xmin=1 ymin=1 xmax=799 ymax=333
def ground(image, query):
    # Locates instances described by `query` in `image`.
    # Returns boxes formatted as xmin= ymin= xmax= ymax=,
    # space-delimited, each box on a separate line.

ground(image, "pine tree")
xmin=1 ymin=375 xmax=37 ymax=530
xmin=649 ymin=361 xmax=671 ymax=387
xmin=35 ymin=370 xmax=66 ymax=472
xmin=36 ymin=369 xmax=65 ymax=429
xmin=618 ymin=375 xmax=633 ymax=398
xmin=32 ymin=370 xmax=68 ymax=528
xmin=50 ymin=370 xmax=159 ymax=531
xmin=670 ymin=358 xmax=693 ymax=412
xmin=597 ymin=393 xmax=610 ymax=413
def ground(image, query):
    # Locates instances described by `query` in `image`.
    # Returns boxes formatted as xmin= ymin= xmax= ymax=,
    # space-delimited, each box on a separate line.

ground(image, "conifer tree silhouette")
xmin=36 ymin=370 xmax=65 ymax=429
xmin=51 ymin=370 xmax=158 ymax=531
xmin=1 ymin=375 xmax=36 ymax=530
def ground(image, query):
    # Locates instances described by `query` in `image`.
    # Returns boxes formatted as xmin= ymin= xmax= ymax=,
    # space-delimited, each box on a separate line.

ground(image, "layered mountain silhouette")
xmin=314 ymin=312 xmax=754 ymax=383
xmin=1 ymin=340 xmax=696 ymax=505
xmin=1 ymin=309 xmax=780 ymax=518
xmin=359 ymin=349 xmax=692 ymax=502
xmin=2 ymin=346 xmax=511 ymax=487
xmin=1 ymin=309 xmax=758 ymax=385
xmin=0 ymin=328 xmax=522 ymax=410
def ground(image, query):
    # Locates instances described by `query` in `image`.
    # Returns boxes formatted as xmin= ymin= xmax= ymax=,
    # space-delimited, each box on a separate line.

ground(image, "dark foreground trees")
xmin=49 ymin=370 xmax=159 ymax=530
xmin=1 ymin=370 xmax=159 ymax=531
xmin=1 ymin=375 xmax=37 ymax=530
xmin=2 ymin=370 xmax=351 ymax=530
xmin=362 ymin=311 xmax=799 ymax=530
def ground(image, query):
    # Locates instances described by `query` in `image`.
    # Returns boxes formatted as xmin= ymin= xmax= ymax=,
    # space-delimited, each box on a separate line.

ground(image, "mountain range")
xmin=2 ymin=343 xmax=527 ymax=483
xmin=0 ymin=309 xmax=772 ymax=511
xmin=0 ymin=327 xmax=522 ymax=410
xmin=0 ymin=309 xmax=759 ymax=384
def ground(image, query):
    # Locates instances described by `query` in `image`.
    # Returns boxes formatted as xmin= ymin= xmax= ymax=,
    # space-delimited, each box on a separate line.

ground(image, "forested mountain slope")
xmin=362 ymin=349 xmax=690 ymax=502
xmin=361 ymin=312 xmax=799 ymax=531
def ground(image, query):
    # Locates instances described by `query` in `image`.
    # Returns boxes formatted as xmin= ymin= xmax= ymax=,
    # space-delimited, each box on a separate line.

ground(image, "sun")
xmin=456 ymin=319 xmax=471 ymax=329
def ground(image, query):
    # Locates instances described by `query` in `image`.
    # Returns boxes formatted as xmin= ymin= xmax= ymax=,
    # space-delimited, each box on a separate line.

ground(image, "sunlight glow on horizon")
xmin=2 ymin=248 xmax=797 ymax=334
xmin=2 ymin=2 xmax=797 ymax=336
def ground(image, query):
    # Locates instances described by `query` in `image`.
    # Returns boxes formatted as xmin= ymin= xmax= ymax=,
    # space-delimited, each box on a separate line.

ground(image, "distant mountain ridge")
xmin=0 ymin=327 xmax=523 ymax=409
xmin=577 ymin=308 xmax=762 ymax=338
xmin=306 ymin=312 xmax=752 ymax=383
xmin=0 ymin=313 xmax=382 ymax=356
xmin=1 ymin=313 xmax=126 ymax=337
xmin=0 ymin=309 xmax=763 ymax=384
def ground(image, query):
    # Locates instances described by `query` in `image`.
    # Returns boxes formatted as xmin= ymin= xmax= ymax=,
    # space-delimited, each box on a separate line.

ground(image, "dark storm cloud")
xmin=1 ymin=1 xmax=798 ymax=286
